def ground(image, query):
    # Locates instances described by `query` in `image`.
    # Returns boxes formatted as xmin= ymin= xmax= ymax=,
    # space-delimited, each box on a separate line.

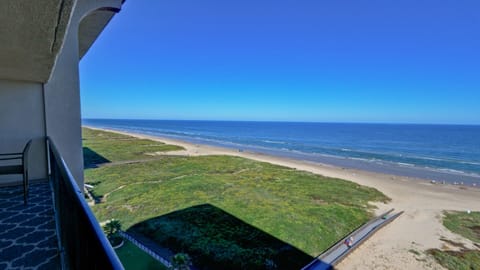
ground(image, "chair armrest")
xmin=0 ymin=157 xmax=22 ymax=161
xmin=0 ymin=153 xmax=22 ymax=156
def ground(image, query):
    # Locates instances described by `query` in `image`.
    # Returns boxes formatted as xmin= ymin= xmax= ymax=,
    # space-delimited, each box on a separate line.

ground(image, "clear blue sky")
xmin=80 ymin=1 xmax=480 ymax=124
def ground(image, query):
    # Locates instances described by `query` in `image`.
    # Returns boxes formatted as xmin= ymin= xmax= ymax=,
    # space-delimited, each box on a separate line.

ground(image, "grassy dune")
xmin=428 ymin=211 xmax=480 ymax=270
xmin=83 ymin=127 xmax=389 ymax=268
xmin=82 ymin=128 xmax=184 ymax=167
xmin=443 ymin=211 xmax=480 ymax=244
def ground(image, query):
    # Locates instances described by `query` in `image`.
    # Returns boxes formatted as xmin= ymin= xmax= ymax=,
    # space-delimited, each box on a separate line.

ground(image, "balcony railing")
xmin=47 ymin=137 xmax=124 ymax=270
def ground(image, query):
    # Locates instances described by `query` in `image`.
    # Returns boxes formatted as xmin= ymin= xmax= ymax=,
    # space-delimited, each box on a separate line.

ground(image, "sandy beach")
xmin=86 ymin=126 xmax=480 ymax=270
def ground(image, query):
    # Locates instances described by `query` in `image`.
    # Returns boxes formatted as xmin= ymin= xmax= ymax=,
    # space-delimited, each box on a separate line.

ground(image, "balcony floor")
xmin=0 ymin=181 xmax=60 ymax=270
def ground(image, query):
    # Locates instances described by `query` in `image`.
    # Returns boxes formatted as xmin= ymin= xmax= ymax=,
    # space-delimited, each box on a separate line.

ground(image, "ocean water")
xmin=83 ymin=119 xmax=480 ymax=186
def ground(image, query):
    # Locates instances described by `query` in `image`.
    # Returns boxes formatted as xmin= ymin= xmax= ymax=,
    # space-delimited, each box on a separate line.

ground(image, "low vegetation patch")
xmin=131 ymin=204 xmax=313 ymax=269
xmin=443 ymin=211 xmax=480 ymax=243
xmin=115 ymin=240 xmax=167 ymax=270
xmin=83 ymin=127 xmax=390 ymax=269
xmin=428 ymin=249 xmax=480 ymax=270
xmin=82 ymin=128 xmax=184 ymax=167
xmin=428 ymin=211 xmax=480 ymax=270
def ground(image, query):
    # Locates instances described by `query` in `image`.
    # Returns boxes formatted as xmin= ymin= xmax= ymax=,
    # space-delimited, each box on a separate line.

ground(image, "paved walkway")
xmin=302 ymin=210 xmax=403 ymax=270
xmin=0 ymin=182 xmax=60 ymax=270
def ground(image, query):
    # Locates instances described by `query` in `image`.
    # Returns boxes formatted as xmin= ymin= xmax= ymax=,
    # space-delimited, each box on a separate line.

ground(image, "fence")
xmin=119 ymin=231 xmax=172 ymax=268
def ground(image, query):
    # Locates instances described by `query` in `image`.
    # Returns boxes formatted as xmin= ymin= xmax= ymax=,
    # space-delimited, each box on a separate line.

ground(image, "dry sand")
xmin=88 ymin=126 xmax=480 ymax=270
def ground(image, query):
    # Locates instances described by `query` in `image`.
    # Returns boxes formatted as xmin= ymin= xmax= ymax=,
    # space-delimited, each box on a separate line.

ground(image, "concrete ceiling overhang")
xmin=78 ymin=9 xmax=117 ymax=59
xmin=0 ymin=1 xmax=122 ymax=83
xmin=0 ymin=0 xmax=75 ymax=83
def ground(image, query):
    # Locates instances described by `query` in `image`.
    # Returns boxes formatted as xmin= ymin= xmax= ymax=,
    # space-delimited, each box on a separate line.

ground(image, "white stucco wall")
xmin=0 ymin=80 xmax=47 ymax=184
xmin=44 ymin=0 xmax=122 ymax=189
xmin=44 ymin=10 xmax=85 ymax=188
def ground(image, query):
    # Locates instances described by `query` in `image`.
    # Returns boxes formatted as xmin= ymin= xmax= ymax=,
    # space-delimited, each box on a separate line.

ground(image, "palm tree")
xmin=170 ymin=253 xmax=192 ymax=270
xmin=103 ymin=219 xmax=121 ymax=238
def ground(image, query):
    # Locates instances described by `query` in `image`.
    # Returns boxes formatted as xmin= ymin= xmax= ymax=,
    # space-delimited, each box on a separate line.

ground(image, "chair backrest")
xmin=22 ymin=140 xmax=32 ymax=171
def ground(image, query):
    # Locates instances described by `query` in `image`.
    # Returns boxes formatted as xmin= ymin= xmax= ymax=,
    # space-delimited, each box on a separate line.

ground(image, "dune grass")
xmin=428 ymin=211 xmax=480 ymax=270
xmin=83 ymin=127 xmax=389 ymax=267
xmin=428 ymin=249 xmax=480 ymax=270
xmin=82 ymin=127 xmax=184 ymax=166
xmin=115 ymin=240 xmax=167 ymax=270
xmin=443 ymin=211 xmax=480 ymax=244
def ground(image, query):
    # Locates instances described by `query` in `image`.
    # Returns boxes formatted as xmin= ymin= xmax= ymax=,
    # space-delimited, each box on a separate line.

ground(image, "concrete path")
xmin=302 ymin=209 xmax=403 ymax=270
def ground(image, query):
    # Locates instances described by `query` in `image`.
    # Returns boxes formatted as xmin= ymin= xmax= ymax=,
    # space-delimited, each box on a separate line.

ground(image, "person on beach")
xmin=344 ymin=236 xmax=354 ymax=248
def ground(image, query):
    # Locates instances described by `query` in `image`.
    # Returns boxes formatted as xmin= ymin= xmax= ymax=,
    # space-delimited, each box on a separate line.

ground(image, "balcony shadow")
xmin=83 ymin=147 xmax=110 ymax=168
xmin=128 ymin=203 xmax=325 ymax=270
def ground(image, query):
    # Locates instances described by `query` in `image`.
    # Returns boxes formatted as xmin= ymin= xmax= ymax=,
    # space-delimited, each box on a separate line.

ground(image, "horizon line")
xmin=82 ymin=118 xmax=480 ymax=126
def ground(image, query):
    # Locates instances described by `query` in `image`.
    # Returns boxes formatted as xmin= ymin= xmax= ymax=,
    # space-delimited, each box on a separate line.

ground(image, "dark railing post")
xmin=47 ymin=137 xmax=124 ymax=270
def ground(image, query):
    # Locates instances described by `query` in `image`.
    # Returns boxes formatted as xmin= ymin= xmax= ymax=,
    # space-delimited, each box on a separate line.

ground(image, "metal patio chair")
xmin=0 ymin=140 xmax=32 ymax=204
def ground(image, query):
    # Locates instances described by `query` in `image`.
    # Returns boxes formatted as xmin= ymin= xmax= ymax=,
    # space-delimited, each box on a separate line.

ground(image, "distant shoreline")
xmin=82 ymin=123 xmax=480 ymax=187
xmin=83 ymin=125 xmax=479 ymax=190
xmin=83 ymin=125 xmax=480 ymax=270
